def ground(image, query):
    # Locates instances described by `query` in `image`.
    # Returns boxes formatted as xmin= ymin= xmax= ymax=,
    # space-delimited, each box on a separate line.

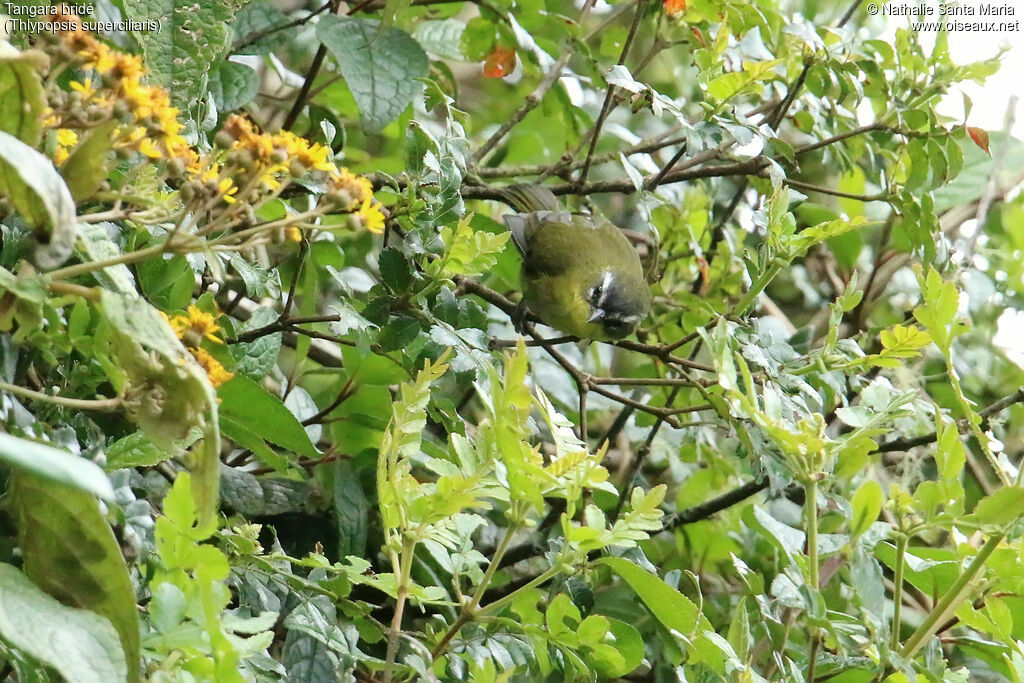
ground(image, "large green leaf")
xmin=0 ymin=563 xmax=127 ymax=683
xmin=122 ymin=0 xmax=242 ymax=111
xmin=217 ymin=374 xmax=319 ymax=458
xmin=0 ymin=432 xmax=114 ymax=501
xmin=316 ymin=16 xmax=428 ymax=132
xmin=334 ymin=459 xmax=368 ymax=557
xmin=0 ymin=129 xmax=78 ymax=268
xmin=9 ymin=471 xmax=139 ymax=681
xmin=596 ymin=556 xmax=701 ymax=636
xmin=0 ymin=46 xmax=46 ymax=145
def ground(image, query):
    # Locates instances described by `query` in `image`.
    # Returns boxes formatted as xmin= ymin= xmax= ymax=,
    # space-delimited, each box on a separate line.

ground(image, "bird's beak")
xmin=588 ymin=310 xmax=606 ymax=323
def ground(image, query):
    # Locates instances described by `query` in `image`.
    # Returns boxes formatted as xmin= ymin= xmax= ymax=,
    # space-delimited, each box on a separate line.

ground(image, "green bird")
xmin=499 ymin=184 xmax=652 ymax=341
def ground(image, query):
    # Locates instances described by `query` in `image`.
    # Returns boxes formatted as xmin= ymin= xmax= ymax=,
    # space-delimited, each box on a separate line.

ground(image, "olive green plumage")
xmin=499 ymin=184 xmax=651 ymax=341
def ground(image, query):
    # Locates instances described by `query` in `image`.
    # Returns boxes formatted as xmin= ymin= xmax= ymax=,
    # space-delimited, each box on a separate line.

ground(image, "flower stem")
xmin=0 ymin=381 xmax=122 ymax=411
xmin=890 ymin=534 xmax=907 ymax=651
xmin=805 ymin=476 xmax=819 ymax=590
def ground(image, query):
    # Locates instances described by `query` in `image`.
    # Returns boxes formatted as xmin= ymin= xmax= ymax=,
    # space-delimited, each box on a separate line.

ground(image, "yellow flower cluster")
xmin=218 ymin=114 xmax=386 ymax=231
xmin=162 ymin=306 xmax=234 ymax=388
xmin=41 ymin=16 xmax=386 ymax=234
xmin=53 ymin=128 xmax=78 ymax=166
xmin=51 ymin=8 xmax=199 ymax=171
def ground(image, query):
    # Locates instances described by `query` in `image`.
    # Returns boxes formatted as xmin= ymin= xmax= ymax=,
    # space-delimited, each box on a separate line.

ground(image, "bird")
xmin=497 ymin=184 xmax=652 ymax=341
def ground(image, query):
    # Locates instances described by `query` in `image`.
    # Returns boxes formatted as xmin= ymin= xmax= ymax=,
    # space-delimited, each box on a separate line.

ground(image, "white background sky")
xmin=875 ymin=0 xmax=1024 ymax=136
xmin=880 ymin=1 xmax=1024 ymax=359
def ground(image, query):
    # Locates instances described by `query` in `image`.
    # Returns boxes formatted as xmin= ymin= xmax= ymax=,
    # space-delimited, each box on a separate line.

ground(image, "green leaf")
xmin=209 ymin=60 xmax=259 ymax=112
xmin=0 ymin=129 xmax=78 ymax=269
xmin=413 ymin=19 xmax=466 ymax=60
xmin=9 ymin=471 xmax=139 ymax=680
xmin=334 ymin=459 xmax=369 ymax=558
xmin=968 ymin=486 xmax=1024 ymax=529
xmin=599 ymin=618 xmax=644 ymax=677
xmin=61 ymin=120 xmax=118 ymax=202
xmin=0 ymin=432 xmax=114 ymax=501
xmin=232 ymin=1 xmax=294 ymax=55
xmin=378 ymin=246 xmax=413 ymax=293
xmin=76 ymin=221 xmax=137 ymax=296
xmin=317 ymin=16 xmax=429 ymax=132
xmin=218 ymin=374 xmax=319 ymax=459
xmin=106 ymin=428 xmax=202 ymax=470
xmin=123 ymin=0 xmax=240 ymax=110
xmin=378 ymin=352 xmax=450 ymax=535
xmin=596 ymin=556 xmax=700 ymax=636
xmin=850 ymin=480 xmax=883 ymax=537
xmin=220 ymin=414 xmax=291 ymax=472
xmin=97 ymin=290 xmax=220 ymax=524
xmin=459 ymin=16 xmax=495 ymax=61
xmin=0 ymin=46 xmax=46 ymax=145
xmin=0 ymin=563 xmax=127 ymax=683
xmin=430 ymin=214 xmax=510 ymax=278
xmin=230 ymin=306 xmax=282 ymax=380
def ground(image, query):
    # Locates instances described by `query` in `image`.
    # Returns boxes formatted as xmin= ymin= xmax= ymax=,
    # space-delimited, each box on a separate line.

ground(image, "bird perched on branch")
xmin=498 ymin=184 xmax=652 ymax=341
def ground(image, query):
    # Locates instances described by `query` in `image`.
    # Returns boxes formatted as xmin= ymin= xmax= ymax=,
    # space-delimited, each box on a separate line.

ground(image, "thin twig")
xmin=576 ymin=0 xmax=649 ymax=187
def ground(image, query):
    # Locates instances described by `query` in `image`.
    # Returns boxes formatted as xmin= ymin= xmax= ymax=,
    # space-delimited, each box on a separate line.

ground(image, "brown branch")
xmin=229 ymin=314 xmax=342 ymax=344
xmin=874 ymin=388 xmax=1024 ymax=456
xmin=663 ymin=478 xmax=769 ymax=529
xmin=782 ymin=177 xmax=889 ymax=202
xmin=577 ymin=0 xmax=649 ymax=187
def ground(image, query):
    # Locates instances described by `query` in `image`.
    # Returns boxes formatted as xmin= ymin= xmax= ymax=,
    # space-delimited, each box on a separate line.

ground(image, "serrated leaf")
xmin=969 ymin=486 xmax=1024 ymax=528
xmin=209 ymin=60 xmax=259 ymax=112
xmin=317 ymin=16 xmax=429 ymax=132
xmin=106 ymin=428 xmax=202 ymax=470
xmin=230 ymin=306 xmax=282 ymax=380
xmin=596 ymin=556 xmax=700 ymax=636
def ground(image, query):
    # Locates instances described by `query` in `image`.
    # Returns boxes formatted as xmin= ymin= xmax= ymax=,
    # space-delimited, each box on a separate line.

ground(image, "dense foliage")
xmin=0 ymin=0 xmax=1023 ymax=680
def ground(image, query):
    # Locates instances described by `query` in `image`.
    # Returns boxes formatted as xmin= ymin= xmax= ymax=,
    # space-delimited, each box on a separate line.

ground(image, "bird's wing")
xmin=503 ymin=210 xmax=573 ymax=257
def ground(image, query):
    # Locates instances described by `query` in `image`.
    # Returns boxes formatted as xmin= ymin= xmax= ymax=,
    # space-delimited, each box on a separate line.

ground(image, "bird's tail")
xmin=497 ymin=184 xmax=561 ymax=213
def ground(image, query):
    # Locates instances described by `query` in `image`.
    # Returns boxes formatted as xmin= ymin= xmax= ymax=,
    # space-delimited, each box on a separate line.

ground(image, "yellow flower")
xmin=218 ymin=177 xmax=239 ymax=204
xmin=70 ymin=78 xmax=96 ymax=98
xmin=285 ymin=227 xmax=303 ymax=242
xmin=357 ymin=196 xmax=385 ymax=233
xmin=329 ymin=168 xmax=372 ymax=209
xmin=56 ymin=129 xmax=78 ymax=148
xmin=53 ymin=129 xmax=78 ymax=166
xmin=165 ymin=305 xmax=224 ymax=347
xmin=190 ymin=347 xmax=234 ymax=387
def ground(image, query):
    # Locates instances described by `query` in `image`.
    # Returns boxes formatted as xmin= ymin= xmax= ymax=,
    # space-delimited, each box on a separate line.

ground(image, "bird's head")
xmin=585 ymin=270 xmax=649 ymax=340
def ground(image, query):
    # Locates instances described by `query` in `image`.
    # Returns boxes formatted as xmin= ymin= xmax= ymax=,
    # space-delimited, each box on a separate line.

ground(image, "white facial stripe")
xmin=597 ymin=271 xmax=614 ymax=308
